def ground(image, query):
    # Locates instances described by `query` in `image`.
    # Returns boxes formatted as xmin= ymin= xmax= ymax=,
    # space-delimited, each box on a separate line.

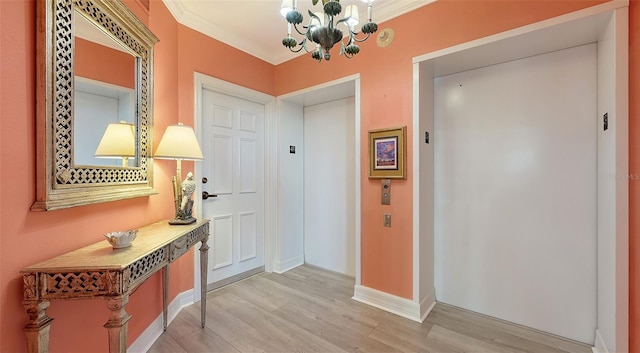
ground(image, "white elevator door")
xmin=434 ymin=44 xmax=597 ymax=343
xmin=303 ymin=98 xmax=356 ymax=276
xmin=201 ymin=89 xmax=265 ymax=287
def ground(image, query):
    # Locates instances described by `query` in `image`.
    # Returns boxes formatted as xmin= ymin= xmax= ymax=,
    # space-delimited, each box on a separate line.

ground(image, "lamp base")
xmin=168 ymin=217 xmax=197 ymax=225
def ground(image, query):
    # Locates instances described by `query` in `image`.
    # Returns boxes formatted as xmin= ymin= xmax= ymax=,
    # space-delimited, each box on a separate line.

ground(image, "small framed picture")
xmin=368 ymin=126 xmax=406 ymax=179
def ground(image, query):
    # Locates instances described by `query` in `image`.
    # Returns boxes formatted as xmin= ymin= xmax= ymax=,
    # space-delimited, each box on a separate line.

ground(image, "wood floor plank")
xmin=147 ymin=265 xmax=594 ymax=353
xmin=367 ymin=320 xmax=440 ymax=353
xmin=434 ymin=303 xmax=592 ymax=353
xmin=426 ymin=306 xmax=584 ymax=353
xmin=274 ymin=302 xmax=399 ymax=353
xmin=260 ymin=274 xmax=383 ymax=331
xmin=213 ymin=291 xmax=351 ymax=353
xmin=146 ymin=333 xmax=188 ymax=353
xmin=174 ymin=326 xmax=241 ymax=353
xmin=183 ymin=301 xmax=297 ymax=353
xmin=163 ymin=304 xmax=205 ymax=342
xmin=283 ymin=265 xmax=355 ymax=294
xmin=222 ymin=275 xmax=289 ymax=312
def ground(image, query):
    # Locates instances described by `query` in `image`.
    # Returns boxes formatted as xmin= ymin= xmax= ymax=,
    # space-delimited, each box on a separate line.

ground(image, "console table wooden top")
xmin=23 ymin=219 xmax=208 ymax=273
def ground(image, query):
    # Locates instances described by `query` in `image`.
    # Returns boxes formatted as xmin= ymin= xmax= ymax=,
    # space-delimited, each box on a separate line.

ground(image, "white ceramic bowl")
xmin=104 ymin=230 xmax=138 ymax=249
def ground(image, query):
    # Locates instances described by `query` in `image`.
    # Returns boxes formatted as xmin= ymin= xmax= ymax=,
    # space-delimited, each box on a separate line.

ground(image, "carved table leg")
xmin=199 ymin=235 xmax=209 ymax=328
xmin=23 ymin=300 xmax=54 ymax=353
xmin=163 ymin=265 xmax=169 ymax=331
xmin=104 ymin=295 xmax=131 ymax=353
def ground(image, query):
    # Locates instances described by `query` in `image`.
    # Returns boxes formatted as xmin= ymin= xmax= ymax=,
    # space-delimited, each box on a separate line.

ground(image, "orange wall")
xmin=1 ymin=0 xmax=639 ymax=352
xmin=275 ymin=0 xmax=608 ymax=300
xmin=75 ymin=37 xmax=136 ymax=89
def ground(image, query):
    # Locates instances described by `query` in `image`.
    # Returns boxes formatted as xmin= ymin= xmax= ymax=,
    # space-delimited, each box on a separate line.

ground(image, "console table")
xmin=21 ymin=219 xmax=210 ymax=353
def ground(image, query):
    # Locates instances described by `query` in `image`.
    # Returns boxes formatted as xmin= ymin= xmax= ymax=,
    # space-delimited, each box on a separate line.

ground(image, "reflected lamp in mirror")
xmin=154 ymin=123 xmax=204 ymax=225
xmin=94 ymin=121 xmax=136 ymax=167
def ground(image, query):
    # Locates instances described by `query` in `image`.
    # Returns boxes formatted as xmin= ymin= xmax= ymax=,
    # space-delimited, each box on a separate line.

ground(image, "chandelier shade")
xmin=281 ymin=0 xmax=378 ymax=62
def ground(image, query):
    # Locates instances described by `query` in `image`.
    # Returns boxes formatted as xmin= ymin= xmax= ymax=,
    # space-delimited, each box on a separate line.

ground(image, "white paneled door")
xmin=201 ymin=89 xmax=265 ymax=287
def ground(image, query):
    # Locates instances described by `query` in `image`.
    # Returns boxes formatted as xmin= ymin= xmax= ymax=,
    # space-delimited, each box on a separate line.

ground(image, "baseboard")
xmin=207 ymin=266 xmax=264 ymax=291
xmin=273 ymin=255 xmax=303 ymax=274
xmin=352 ymin=285 xmax=423 ymax=322
xmin=419 ymin=288 xmax=437 ymax=322
xmin=127 ymin=289 xmax=195 ymax=353
xmin=592 ymin=329 xmax=609 ymax=353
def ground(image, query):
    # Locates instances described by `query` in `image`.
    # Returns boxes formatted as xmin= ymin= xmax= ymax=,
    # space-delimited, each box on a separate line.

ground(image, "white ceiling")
xmin=162 ymin=0 xmax=433 ymax=65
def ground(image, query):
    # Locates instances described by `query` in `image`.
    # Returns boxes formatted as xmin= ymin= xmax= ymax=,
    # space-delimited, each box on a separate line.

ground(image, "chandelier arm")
xmin=288 ymin=37 xmax=312 ymax=53
xmin=350 ymin=32 xmax=372 ymax=43
xmin=288 ymin=46 xmax=307 ymax=53
xmin=335 ymin=17 xmax=350 ymax=27
xmin=292 ymin=23 xmax=310 ymax=37
xmin=299 ymin=38 xmax=313 ymax=53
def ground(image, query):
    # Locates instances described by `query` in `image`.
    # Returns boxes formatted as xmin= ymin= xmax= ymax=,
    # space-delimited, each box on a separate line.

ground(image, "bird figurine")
xmin=169 ymin=172 xmax=198 ymax=225
xmin=181 ymin=172 xmax=196 ymax=212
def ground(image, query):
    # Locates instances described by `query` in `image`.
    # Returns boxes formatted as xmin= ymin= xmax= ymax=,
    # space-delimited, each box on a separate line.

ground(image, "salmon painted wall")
xmin=75 ymin=38 xmax=136 ymax=89
xmin=275 ymin=0 xmax=608 ymax=300
xmin=1 ymin=1 xmax=639 ymax=353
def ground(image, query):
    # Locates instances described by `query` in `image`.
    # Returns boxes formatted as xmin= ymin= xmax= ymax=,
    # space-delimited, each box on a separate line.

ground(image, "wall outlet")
xmin=384 ymin=213 xmax=391 ymax=227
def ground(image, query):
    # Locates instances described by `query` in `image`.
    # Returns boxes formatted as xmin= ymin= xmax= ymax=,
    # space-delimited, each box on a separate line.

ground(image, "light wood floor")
xmin=147 ymin=265 xmax=592 ymax=353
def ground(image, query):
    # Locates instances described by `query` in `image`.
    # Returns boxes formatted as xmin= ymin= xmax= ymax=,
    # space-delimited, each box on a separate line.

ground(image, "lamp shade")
xmin=280 ymin=0 xmax=293 ymax=17
xmin=344 ymin=5 xmax=359 ymax=27
xmin=154 ymin=123 xmax=203 ymax=160
xmin=95 ymin=121 xmax=136 ymax=158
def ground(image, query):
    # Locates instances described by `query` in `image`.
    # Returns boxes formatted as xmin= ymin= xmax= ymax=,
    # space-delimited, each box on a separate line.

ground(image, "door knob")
xmin=202 ymin=191 xmax=217 ymax=200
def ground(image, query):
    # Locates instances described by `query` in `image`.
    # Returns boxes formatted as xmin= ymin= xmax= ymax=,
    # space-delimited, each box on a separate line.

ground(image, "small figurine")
xmin=181 ymin=172 xmax=196 ymax=212
xmin=170 ymin=172 xmax=197 ymax=225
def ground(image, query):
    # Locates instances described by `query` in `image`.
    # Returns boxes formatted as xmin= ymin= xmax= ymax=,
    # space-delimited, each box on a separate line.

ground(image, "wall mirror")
xmin=33 ymin=0 xmax=159 ymax=211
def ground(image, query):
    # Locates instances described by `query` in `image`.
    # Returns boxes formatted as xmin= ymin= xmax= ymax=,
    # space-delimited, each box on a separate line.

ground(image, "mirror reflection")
xmin=73 ymin=11 xmax=138 ymax=167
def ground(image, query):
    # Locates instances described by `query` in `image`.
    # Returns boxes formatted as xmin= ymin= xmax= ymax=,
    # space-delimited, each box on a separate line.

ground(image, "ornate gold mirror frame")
xmin=33 ymin=0 xmax=159 ymax=211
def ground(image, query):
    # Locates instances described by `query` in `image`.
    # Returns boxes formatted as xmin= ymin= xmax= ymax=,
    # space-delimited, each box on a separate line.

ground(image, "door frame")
xmin=412 ymin=1 xmax=629 ymax=351
xmin=276 ymin=74 xmax=362 ymax=283
xmin=192 ymin=72 xmax=277 ymax=303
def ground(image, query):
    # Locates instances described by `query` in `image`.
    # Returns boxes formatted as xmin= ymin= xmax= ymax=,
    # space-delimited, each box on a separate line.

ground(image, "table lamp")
xmin=154 ymin=123 xmax=204 ymax=225
xmin=94 ymin=121 xmax=136 ymax=167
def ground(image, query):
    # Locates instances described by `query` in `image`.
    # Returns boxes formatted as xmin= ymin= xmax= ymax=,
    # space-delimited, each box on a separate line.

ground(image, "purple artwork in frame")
xmin=374 ymin=137 xmax=398 ymax=170
xmin=368 ymin=126 xmax=406 ymax=179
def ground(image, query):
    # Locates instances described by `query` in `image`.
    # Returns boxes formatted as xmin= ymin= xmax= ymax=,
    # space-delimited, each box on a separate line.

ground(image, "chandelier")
xmin=280 ymin=0 xmax=378 ymax=62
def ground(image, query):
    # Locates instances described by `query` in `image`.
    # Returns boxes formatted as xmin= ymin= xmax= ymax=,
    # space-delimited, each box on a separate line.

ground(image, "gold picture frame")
xmin=368 ymin=126 xmax=406 ymax=179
